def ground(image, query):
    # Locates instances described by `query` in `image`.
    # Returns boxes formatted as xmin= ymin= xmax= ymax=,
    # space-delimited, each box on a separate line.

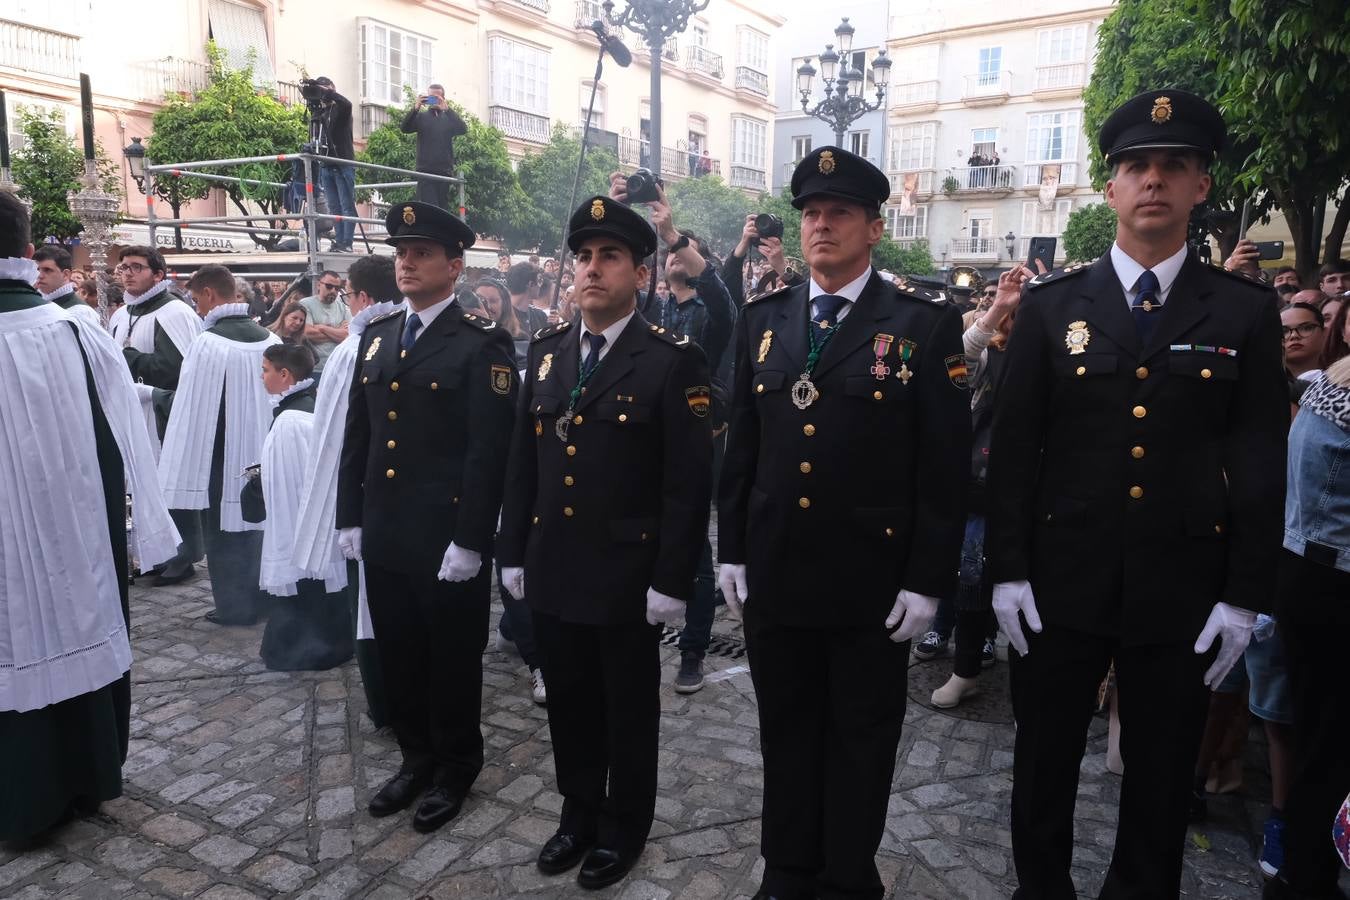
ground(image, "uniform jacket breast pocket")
xmin=359 ymin=365 xmax=386 ymax=387
xmin=753 ymin=370 xmax=786 ymax=400
xmin=1053 ymin=354 xmax=1118 ymax=379
xmin=1169 ymin=354 xmax=1238 ymax=383
xmin=1036 ymin=493 xmax=1091 ymax=526
xmin=595 ymin=400 xmax=652 ymax=426
xmin=844 ymin=375 xmax=900 ymax=404
xmin=532 ymin=394 xmax=561 ymax=418
xmin=609 ymin=517 xmax=658 ymax=545
xmin=404 ymin=369 xmax=461 ymax=392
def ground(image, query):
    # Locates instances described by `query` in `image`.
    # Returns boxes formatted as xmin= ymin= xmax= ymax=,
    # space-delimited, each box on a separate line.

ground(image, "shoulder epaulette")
xmin=368 ymin=309 xmax=403 ymax=325
xmin=1025 ymin=262 xmax=1090 ymax=290
xmin=646 ymin=323 xmax=691 ymax=348
xmin=1213 ymin=265 xmax=1273 ymax=288
xmin=460 ymin=311 xmax=499 ymax=331
xmin=894 ymin=282 xmax=944 ymax=304
xmin=531 ymin=318 xmax=571 ymax=342
xmin=746 ymin=284 xmax=793 ymax=305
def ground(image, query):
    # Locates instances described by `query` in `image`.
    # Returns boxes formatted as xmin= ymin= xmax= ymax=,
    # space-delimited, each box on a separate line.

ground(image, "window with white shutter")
xmin=360 ymin=19 xmax=435 ymax=106
xmin=208 ymin=0 xmax=275 ymax=83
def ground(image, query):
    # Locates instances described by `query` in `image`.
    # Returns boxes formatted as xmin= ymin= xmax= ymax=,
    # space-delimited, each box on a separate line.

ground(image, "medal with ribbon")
xmin=556 ymin=355 xmax=601 ymax=442
xmin=871 ymin=334 xmax=894 ymax=380
xmin=895 ymin=339 xmax=916 ymax=384
xmin=791 ymin=320 xmax=839 ymax=410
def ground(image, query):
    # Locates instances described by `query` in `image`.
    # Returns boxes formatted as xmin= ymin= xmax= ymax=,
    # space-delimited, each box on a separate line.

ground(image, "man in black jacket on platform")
xmin=336 ymin=201 xmax=518 ymax=834
xmin=400 ymin=84 xmax=467 ymax=210
xmin=718 ymin=146 xmax=971 ymax=899
xmin=498 ymin=195 xmax=712 ymax=890
xmin=986 ymin=90 xmax=1288 ymax=900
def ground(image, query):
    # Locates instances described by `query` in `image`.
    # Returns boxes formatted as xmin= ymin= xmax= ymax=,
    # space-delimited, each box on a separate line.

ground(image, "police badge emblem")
xmin=1065 ymin=320 xmax=1091 ymax=355
xmin=1151 ymin=96 xmax=1172 ymax=125
xmin=818 ymin=150 xmax=836 ymax=175
xmin=402 ymin=206 xmax=416 ymax=225
xmin=537 ymin=353 xmax=553 ymax=381
xmin=591 ymin=199 xmax=605 ymax=221
xmin=364 ymin=336 xmax=382 ymax=361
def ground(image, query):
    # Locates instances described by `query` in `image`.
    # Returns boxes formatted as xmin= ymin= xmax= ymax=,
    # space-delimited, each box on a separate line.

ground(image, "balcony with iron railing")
xmin=729 ymin=165 xmax=766 ymax=190
xmin=134 ymin=57 xmax=213 ymax=101
xmin=949 ymin=237 xmax=1000 ymax=259
xmin=489 ymin=105 xmax=551 ymax=143
xmin=514 ymin=0 xmax=550 ymax=12
xmin=735 ymin=66 xmax=769 ymax=97
xmin=631 ymin=34 xmax=680 ymax=63
xmin=1022 ymin=162 xmax=1078 ymax=190
xmin=888 ymin=169 xmax=935 ymax=196
xmin=276 ymin=79 xmax=304 ymax=107
xmin=945 ymin=165 xmax=1017 ymax=193
xmin=0 ymin=18 xmax=78 ymax=80
xmin=360 ymin=103 xmax=393 ymax=138
xmin=686 ymin=46 xmax=724 ymax=81
xmin=888 ymin=235 xmax=928 ymax=249
xmin=889 ymin=80 xmax=939 ymax=111
xmin=962 ymin=70 xmax=1012 ymax=104
xmin=1033 ymin=62 xmax=1086 ymax=94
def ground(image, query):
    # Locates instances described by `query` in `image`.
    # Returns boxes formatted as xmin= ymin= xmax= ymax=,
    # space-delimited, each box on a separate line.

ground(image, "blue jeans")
xmin=319 ymin=162 xmax=357 ymax=247
xmin=678 ymin=536 xmax=717 ymax=657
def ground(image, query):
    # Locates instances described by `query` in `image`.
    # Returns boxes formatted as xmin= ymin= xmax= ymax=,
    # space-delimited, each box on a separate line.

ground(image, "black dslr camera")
xmin=754 ymin=212 xmax=784 ymax=243
xmin=625 ymin=167 xmax=664 ymax=204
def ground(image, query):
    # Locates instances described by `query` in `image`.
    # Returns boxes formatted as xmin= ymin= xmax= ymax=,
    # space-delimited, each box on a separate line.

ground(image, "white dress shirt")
xmin=401 ymin=294 xmax=456 ymax=343
xmin=808 ymin=266 xmax=874 ymax=325
xmin=1110 ymin=242 xmax=1187 ymax=310
xmin=578 ymin=309 xmax=635 ymax=367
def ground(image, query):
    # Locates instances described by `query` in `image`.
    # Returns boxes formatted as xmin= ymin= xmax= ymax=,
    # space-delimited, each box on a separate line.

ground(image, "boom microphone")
xmin=590 ymin=20 xmax=632 ymax=67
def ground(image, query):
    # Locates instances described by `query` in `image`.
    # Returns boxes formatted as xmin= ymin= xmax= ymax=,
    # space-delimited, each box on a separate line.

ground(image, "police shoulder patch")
xmin=647 ymin=324 xmax=691 ymax=349
xmin=894 ymin=282 xmax=944 ymax=304
xmin=746 ymin=283 xmax=794 ymax=305
xmin=1026 ymin=263 xmax=1090 ymax=290
xmin=368 ymin=308 xmax=403 ymax=325
xmin=461 ymin=311 xmax=498 ymax=331
xmin=1214 ymin=264 xmax=1274 ymax=289
xmin=531 ymin=319 xmax=572 ymax=342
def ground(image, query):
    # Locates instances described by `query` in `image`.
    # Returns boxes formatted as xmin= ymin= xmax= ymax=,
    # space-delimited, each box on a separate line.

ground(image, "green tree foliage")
xmin=514 ymin=126 xmax=619 ymax=256
xmin=146 ymin=43 xmax=307 ymax=249
xmin=665 ymin=175 xmax=752 ymax=259
xmin=872 ymin=236 xmax=936 ymax=276
xmin=12 ymin=107 xmax=121 ymax=244
xmin=358 ymin=94 xmax=525 ymax=243
xmin=1062 ymin=202 xmax=1118 ymax=262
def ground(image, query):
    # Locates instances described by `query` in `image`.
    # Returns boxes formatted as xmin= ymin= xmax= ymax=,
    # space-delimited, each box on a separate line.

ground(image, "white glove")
xmin=885 ymin=590 xmax=940 ymax=643
xmin=133 ymin=382 xmax=155 ymax=402
xmin=717 ymin=563 xmax=749 ymax=620
xmin=438 ymin=542 xmax=482 ymax=582
xmin=338 ymin=527 xmax=362 ymax=561
xmin=992 ymin=579 xmax=1043 ymax=657
xmin=1194 ymin=601 xmax=1257 ymax=689
xmin=501 ymin=566 xmax=525 ymax=600
xmin=645 ymin=587 xmax=686 ymax=626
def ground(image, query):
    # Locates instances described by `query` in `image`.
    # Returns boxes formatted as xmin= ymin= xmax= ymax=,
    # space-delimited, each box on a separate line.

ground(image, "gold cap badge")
xmin=402 ymin=206 xmax=416 ymax=225
xmin=591 ymin=199 xmax=606 ymax=221
xmin=819 ymin=150 xmax=836 ymax=175
xmin=1151 ymin=96 xmax=1172 ymax=125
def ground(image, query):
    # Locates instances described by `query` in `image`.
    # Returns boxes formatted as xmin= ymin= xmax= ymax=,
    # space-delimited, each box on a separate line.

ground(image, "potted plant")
xmin=941 ymin=175 xmax=960 ymax=196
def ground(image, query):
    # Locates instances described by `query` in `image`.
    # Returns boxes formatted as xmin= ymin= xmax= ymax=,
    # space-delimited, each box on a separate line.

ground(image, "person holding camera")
xmin=723 ymin=213 xmax=802 ymax=309
xmin=400 ymin=84 xmax=467 ymax=211
xmin=609 ymin=169 xmax=734 ymax=694
xmin=309 ymin=77 xmax=357 ymax=252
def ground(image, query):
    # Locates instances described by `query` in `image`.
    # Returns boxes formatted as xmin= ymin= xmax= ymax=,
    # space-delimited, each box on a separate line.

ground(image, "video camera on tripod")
xmin=298 ymin=77 xmax=333 ymax=156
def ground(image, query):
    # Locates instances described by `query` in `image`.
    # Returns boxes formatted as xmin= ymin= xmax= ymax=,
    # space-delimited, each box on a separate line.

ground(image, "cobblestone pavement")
xmin=1 ymin=569 xmax=1290 ymax=899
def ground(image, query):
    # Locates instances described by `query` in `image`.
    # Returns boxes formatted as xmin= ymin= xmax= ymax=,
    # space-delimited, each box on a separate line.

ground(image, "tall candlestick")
xmin=79 ymin=73 xmax=95 ymax=161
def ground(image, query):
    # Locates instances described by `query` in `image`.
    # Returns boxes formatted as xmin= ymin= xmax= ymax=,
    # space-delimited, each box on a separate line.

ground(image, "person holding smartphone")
xmin=401 ymin=84 xmax=467 ymax=210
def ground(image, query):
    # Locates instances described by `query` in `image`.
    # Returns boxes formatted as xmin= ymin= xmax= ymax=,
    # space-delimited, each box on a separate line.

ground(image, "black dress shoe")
xmin=204 ymin=610 xmax=256 ymax=627
xmin=412 ymin=786 xmax=464 ymax=833
xmin=576 ymin=847 xmax=637 ymax=890
xmin=152 ymin=563 xmax=195 ymax=586
xmin=537 ymin=831 xmax=592 ymax=875
xmin=368 ymin=771 xmax=430 ymax=818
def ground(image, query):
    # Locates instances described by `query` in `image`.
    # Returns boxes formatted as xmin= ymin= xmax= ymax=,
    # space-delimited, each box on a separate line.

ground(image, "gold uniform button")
xmin=387 ymin=440 xmax=397 ymax=450
xmin=563 ymin=506 xmax=574 ymax=517
xmin=386 ymin=469 xmax=396 ymax=479
xmin=1076 ymin=366 xmax=1086 ymax=376
xmin=390 ymin=381 xmax=399 ymax=391
xmin=873 ymin=390 xmax=883 ymax=400
xmin=756 ymin=384 xmax=765 ymax=394
xmin=431 ymin=382 xmax=438 ymax=391
xmin=1201 ymin=368 xmax=1212 ymax=379
xmin=618 ymin=413 xmax=628 ymax=422
xmin=564 ymin=475 xmax=575 ymax=486
xmin=387 ymin=410 xmax=398 ymax=421
xmin=566 ymin=445 xmax=577 ymax=456
xmin=1214 ymin=524 xmax=1223 ymax=534
xmin=573 ymin=415 xmax=584 ymax=425
xmin=532 ymin=515 xmax=540 ymax=525
xmin=1135 ymin=366 xmax=1149 ymax=379
xmin=1131 ymin=445 xmax=1145 ymax=459
xmin=362 ymin=376 xmax=369 ymax=384
xmin=452 ymin=496 xmax=459 ymax=504
xmin=885 ymin=527 xmax=894 ymax=537
xmin=803 ymin=424 xmax=816 ymax=436
xmin=798 ymin=497 xmax=811 ymax=509
xmin=641 ymin=532 xmax=649 ymax=541
xmin=1132 ymin=405 xmax=1147 ymax=419
xmin=800 ymin=462 xmax=812 ymax=474
xmin=1129 ymin=485 xmax=1144 ymax=499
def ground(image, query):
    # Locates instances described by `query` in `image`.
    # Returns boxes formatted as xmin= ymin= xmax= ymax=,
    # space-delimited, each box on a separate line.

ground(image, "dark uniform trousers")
xmin=337 ymin=302 xmax=518 ymax=794
xmin=719 ymin=274 xmax=971 ymax=900
xmin=985 ymin=254 xmax=1288 ymax=900
xmin=499 ymin=313 xmax=713 ymax=859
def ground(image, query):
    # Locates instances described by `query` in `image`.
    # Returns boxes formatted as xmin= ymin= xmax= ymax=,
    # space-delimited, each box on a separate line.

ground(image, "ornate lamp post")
xmin=797 ymin=17 xmax=891 ymax=148
xmin=0 ymin=89 xmax=30 ymax=213
xmin=602 ymin=0 xmax=708 ymax=182
xmin=1004 ymin=230 xmax=1017 ymax=261
xmin=67 ymin=74 xmax=122 ymax=326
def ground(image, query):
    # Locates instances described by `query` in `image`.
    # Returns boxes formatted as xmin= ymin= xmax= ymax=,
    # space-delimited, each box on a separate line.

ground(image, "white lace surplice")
xmin=259 ymin=409 xmax=345 ymax=596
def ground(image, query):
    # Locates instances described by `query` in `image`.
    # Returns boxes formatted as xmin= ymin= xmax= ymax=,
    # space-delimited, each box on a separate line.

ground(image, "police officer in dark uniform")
xmin=335 ymin=201 xmax=518 ymax=833
xmin=718 ymin=147 xmax=971 ymax=899
xmin=985 ymin=91 xmax=1288 ymax=899
xmin=497 ymin=195 xmax=712 ymax=890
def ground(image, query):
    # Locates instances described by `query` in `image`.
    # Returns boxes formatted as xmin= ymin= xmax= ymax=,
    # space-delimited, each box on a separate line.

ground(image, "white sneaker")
xmin=930 ymin=674 xmax=979 ymax=709
xmin=530 ymin=667 xmax=547 ymax=706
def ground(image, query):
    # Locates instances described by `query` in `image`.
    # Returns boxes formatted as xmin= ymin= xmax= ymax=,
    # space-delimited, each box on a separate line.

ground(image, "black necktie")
xmin=581 ymin=331 xmax=606 ymax=378
xmin=401 ymin=312 xmax=423 ymax=352
xmin=1131 ymin=270 xmax=1161 ymax=346
xmin=813 ymin=294 xmax=848 ymax=332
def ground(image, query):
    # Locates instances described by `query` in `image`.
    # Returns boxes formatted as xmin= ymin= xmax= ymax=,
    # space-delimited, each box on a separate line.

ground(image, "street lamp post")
xmin=797 ymin=18 xmax=891 ymax=148
xmin=603 ymin=0 xmax=708 ymax=183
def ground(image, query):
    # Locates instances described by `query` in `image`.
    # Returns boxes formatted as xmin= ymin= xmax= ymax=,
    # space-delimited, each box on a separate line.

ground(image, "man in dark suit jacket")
xmin=336 ymin=202 xmax=518 ymax=834
xmin=718 ymin=146 xmax=971 ymax=899
xmin=985 ymin=90 xmax=1288 ymax=899
xmin=498 ymin=195 xmax=712 ymax=891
